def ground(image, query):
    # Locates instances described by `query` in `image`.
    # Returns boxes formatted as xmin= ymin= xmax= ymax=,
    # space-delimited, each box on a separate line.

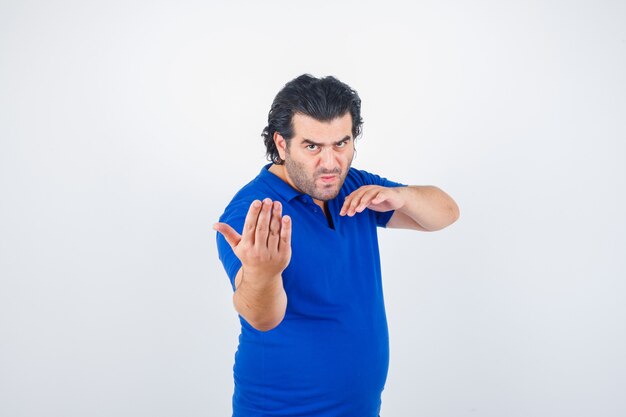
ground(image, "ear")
xmin=274 ymin=132 xmax=287 ymax=161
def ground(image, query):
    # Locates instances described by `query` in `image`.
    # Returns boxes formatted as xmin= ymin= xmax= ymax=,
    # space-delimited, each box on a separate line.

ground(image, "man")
xmin=214 ymin=74 xmax=459 ymax=417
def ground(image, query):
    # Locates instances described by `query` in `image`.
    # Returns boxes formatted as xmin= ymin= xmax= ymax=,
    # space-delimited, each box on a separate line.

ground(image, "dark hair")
xmin=262 ymin=74 xmax=363 ymax=165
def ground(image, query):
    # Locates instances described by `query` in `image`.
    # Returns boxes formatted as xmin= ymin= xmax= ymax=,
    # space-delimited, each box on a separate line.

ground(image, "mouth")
xmin=319 ymin=175 xmax=338 ymax=184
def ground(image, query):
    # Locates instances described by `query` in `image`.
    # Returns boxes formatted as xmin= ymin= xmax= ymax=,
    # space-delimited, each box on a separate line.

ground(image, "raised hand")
xmin=340 ymin=185 xmax=405 ymax=217
xmin=214 ymin=198 xmax=292 ymax=286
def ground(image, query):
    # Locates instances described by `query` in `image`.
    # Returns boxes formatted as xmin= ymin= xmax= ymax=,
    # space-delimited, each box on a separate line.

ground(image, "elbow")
xmin=428 ymin=186 xmax=460 ymax=230
xmin=247 ymin=311 xmax=286 ymax=332
xmin=449 ymin=200 xmax=460 ymax=224
xmin=235 ymin=293 xmax=288 ymax=332
xmin=441 ymin=200 xmax=460 ymax=229
xmin=425 ymin=200 xmax=460 ymax=232
xmin=233 ymin=281 xmax=288 ymax=332
xmin=440 ymin=191 xmax=460 ymax=228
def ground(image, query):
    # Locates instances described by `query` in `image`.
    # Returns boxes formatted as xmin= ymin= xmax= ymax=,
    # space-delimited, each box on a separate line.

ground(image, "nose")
xmin=318 ymin=147 xmax=339 ymax=171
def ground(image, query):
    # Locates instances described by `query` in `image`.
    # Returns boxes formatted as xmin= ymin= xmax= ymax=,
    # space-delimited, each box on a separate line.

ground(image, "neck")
xmin=268 ymin=163 xmax=289 ymax=185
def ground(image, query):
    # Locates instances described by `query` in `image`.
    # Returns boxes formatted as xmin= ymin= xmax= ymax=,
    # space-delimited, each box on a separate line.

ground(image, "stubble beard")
xmin=284 ymin=156 xmax=350 ymax=202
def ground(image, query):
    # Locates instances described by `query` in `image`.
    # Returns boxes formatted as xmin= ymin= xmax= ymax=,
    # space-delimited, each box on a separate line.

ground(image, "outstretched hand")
xmin=340 ymin=185 xmax=405 ymax=217
xmin=214 ymin=199 xmax=292 ymax=283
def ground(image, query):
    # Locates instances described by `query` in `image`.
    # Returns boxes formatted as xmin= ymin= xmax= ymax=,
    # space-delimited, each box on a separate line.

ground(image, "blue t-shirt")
xmin=216 ymin=165 xmax=404 ymax=417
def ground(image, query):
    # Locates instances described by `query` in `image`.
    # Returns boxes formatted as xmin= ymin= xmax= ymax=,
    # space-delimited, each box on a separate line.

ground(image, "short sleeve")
xmin=351 ymin=169 xmax=406 ymax=228
xmin=216 ymin=199 xmax=249 ymax=291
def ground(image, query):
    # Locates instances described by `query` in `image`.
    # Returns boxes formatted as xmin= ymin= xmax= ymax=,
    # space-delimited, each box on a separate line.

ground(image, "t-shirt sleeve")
xmin=216 ymin=199 xmax=248 ymax=291
xmin=353 ymin=169 xmax=407 ymax=228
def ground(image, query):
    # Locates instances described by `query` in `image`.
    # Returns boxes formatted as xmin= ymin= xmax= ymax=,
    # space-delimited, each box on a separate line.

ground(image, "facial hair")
xmin=284 ymin=155 xmax=350 ymax=202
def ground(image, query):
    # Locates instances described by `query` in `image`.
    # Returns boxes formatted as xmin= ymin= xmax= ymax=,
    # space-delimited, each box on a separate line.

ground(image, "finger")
xmin=356 ymin=189 xmax=384 ymax=212
xmin=340 ymin=187 xmax=369 ymax=216
xmin=279 ymin=215 xmax=292 ymax=253
xmin=339 ymin=198 xmax=350 ymax=216
xmin=254 ymin=198 xmax=273 ymax=247
xmin=339 ymin=191 xmax=356 ymax=215
xmin=213 ymin=222 xmax=242 ymax=249
xmin=267 ymin=201 xmax=282 ymax=250
xmin=347 ymin=187 xmax=377 ymax=216
xmin=241 ymin=200 xmax=262 ymax=244
xmin=370 ymin=192 xmax=387 ymax=205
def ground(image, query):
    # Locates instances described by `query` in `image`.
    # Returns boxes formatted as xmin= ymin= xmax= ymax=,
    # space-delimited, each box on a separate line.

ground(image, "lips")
xmin=319 ymin=175 xmax=337 ymax=183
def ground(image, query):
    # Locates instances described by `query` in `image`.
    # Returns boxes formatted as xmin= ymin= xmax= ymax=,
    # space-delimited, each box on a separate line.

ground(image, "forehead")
xmin=291 ymin=113 xmax=352 ymax=142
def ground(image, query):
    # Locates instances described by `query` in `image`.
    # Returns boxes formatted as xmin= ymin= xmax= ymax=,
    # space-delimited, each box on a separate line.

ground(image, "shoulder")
xmin=219 ymin=173 xmax=268 ymax=223
xmin=345 ymin=167 xmax=383 ymax=184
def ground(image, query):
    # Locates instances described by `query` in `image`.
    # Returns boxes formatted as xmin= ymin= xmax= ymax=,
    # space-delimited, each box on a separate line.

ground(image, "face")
xmin=275 ymin=113 xmax=355 ymax=204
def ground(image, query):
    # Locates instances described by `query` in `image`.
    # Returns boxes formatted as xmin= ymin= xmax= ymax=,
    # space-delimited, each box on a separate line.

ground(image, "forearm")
xmin=233 ymin=267 xmax=287 ymax=332
xmin=389 ymin=185 xmax=460 ymax=231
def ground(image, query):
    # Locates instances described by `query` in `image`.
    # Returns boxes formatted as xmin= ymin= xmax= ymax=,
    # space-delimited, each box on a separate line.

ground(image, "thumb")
xmin=213 ymin=222 xmax=242 ymax=249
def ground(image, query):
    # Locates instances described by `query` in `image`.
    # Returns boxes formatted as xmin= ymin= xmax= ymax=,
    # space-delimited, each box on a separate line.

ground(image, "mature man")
xmin=215 ymin=74 xmax=459 ymax=417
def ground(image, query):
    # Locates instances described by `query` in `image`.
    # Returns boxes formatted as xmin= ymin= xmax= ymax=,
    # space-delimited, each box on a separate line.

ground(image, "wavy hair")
xmin=261 ymin=74 xmax=363 ymax=165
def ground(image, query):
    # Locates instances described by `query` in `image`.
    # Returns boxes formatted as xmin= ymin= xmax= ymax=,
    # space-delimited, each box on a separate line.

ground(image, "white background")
xmin=1 ymin=1 xmax=625 ymax=416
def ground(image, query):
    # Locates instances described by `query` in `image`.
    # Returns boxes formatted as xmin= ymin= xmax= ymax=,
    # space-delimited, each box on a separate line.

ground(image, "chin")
xmin=316 ymin=188 xmax=341 ymax=201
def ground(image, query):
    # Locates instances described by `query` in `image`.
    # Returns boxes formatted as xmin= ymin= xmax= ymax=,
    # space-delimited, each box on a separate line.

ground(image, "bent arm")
xmin=341 ymin=184 xmax=459 ymax=231
xmin=387 ymin=185 xmax=460 ymax=231
xmin=215 ymin=198 xmax=292 ymax=332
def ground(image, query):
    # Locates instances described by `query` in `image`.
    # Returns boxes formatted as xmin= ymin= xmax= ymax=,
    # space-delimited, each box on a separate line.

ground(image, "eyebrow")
xmin=301 ymin=136 xmax=352 ymax=146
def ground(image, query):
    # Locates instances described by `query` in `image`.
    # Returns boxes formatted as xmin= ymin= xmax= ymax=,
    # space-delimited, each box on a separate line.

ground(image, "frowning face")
xmin=274 ymin=113 xmax=355 ymax=205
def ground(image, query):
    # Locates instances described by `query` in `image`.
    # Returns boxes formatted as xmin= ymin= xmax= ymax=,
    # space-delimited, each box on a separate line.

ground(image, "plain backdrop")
xmin=1 ymin=1 xmax=625 ymax=416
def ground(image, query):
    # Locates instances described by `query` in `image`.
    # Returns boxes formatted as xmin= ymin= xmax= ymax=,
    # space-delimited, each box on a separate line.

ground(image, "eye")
xmin=306 ymin=144 xmax=318 ymax=151
xmin=336 ymin=140 xmax=348 ymax=148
